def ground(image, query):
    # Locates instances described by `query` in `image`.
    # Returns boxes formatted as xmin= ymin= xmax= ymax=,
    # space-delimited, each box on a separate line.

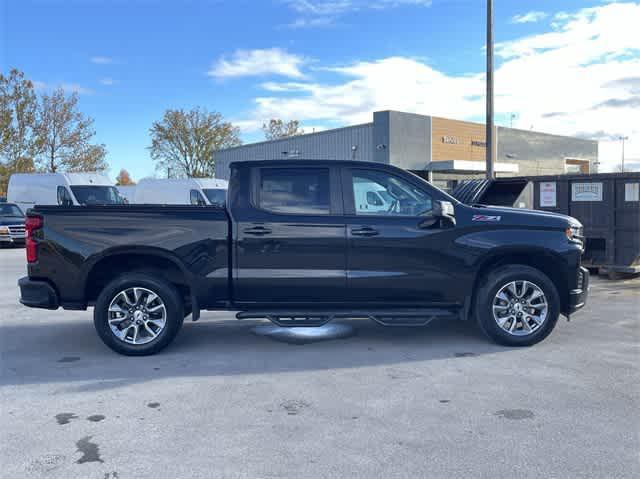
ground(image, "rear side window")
xmin=259 ymin=168 xmax=330 ymax=215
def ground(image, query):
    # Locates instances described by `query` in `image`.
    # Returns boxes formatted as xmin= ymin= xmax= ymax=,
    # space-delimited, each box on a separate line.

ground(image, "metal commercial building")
xmin=214 ymin=110 xmax=598 ymax=189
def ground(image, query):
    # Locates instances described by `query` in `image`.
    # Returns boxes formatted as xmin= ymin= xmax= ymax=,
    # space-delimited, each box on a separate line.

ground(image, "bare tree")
xmin=35 ymin=89 xmax=107 ymax=173
xmin=262 ymin=118 xmax=304 ymax=140
xmin=149 ymin=108 xmax=241 ymax=178
xmin=115 ymin=168 xmax=135 ymax=185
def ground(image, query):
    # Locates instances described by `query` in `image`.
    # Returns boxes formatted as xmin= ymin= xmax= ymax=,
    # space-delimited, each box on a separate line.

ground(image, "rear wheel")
xmin=94 ymin=273 xmax=184 ymax=355
xmin=475 ymin=265 xmax=560 ymax=347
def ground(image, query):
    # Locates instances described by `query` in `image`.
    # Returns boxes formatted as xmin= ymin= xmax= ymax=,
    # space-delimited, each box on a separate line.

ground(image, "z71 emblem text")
xmin=472 ymin=215 xmax=502 ymax=222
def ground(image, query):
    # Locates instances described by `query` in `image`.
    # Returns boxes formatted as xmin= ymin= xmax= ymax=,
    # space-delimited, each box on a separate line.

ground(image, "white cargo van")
xmin=353 ymin=180 xmax=394 ymax=214
xmin=8 ymin=172 xmax=124 ymax=212
xmin=116 ymin=185 xmax=137 ymax=204
xmin=134 ymin=178 xmax=228 ymax=205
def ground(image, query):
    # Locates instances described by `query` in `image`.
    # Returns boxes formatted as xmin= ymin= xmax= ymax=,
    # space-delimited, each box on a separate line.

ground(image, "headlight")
xmin=0 ymin=226 xmax=10 ymax=234
xmin=566 ymin=225 xmax=583 ymax=241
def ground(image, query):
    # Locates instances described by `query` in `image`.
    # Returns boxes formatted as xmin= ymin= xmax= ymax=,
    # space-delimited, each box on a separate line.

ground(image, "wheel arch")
xmin=83 ymin=247 xmax=193 ymax=308
xmin=468 ymin=247 xmax=569 ymax=320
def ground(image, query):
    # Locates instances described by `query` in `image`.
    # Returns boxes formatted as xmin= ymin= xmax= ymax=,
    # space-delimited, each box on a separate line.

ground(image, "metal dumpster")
xmin=451 ymin=172 xmax=640 ymax=275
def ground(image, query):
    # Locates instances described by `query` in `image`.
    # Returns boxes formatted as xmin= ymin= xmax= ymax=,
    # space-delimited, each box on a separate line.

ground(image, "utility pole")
xmin=486 ymin=0 xmax=494 ymax=179
xmin=619 ymin=135 xmax=628 ymax=172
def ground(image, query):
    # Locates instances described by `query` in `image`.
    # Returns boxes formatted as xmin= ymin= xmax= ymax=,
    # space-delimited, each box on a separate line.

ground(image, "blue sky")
xmin=2 ymin=0 xmax=639 ymax=179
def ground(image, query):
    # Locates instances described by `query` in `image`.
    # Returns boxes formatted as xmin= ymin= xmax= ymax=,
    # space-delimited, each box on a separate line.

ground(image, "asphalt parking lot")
xmin=1 ymin=247 xmax=638 ymax=479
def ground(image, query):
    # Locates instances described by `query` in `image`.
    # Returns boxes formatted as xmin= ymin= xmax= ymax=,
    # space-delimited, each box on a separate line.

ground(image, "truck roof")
xmin=137 ymin=178 xmax=227 ymax=188
xmin=229 ymin=159 xmax=388 ymax=169
xmin=9 ymin=172 xmax=113 ymax=186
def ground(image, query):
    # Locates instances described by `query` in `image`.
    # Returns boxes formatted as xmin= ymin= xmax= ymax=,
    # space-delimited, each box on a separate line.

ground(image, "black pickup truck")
xmin=19 ymin=160 xmax=589 ymax=355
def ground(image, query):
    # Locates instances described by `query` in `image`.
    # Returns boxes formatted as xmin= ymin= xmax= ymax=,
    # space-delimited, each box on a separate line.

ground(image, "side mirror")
xmin=419 ymin=200 xmax=456 ymax=228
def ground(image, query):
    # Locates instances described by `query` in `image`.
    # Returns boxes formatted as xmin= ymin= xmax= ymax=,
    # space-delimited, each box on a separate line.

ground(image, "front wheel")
xmin=94 ymin=273 xmax=184 ymax=355
xmin=475 ymin=265 xmax=560 ymax=347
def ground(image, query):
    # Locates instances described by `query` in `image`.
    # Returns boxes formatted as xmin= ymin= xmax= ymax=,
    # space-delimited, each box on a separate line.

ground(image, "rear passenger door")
xmin=234 ymin=166 xmax=347 ymax=305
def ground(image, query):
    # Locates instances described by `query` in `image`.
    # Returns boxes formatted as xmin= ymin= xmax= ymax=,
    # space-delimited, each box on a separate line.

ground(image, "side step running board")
xmin=236 ymin=309 xmax=457 ymax=328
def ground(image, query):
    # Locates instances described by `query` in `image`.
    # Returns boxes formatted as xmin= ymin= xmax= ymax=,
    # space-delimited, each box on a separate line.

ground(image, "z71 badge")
xmin=472 ymin=214 xmax=502 ymax=222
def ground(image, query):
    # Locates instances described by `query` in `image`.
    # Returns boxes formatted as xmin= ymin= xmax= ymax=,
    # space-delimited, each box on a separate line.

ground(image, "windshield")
xmin=0 ymin=204 xmax=24 ymax=217
xmin=202 ymin=188 xmax=227 ymax=205
xmin=70 ymin=186 xmax=124 ymax=205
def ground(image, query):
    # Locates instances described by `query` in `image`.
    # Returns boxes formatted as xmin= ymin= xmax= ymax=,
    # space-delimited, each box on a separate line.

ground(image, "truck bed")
xmin=27 ymin=205 xmax=230 ymax=309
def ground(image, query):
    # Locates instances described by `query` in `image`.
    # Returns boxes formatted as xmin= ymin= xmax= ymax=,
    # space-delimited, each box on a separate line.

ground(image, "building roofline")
xmin=215 ymin=122 xmax=373 ymax=153
xmin=430 ymin=115 xmax=597 ymax=143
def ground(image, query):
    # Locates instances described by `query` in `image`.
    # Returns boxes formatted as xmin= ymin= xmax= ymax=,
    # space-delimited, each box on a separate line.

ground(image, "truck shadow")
xmin=1 ymin=315 xmax=513 ymax=390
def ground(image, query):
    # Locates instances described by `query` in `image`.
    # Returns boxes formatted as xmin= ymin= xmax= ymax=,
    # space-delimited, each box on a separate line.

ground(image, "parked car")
xmin=19 ymin=160 xmax=589 ymax=355
xmin=134 ymin=178 xmax=228 ymax=205
xmin=8 ymin=172 xmax=125 ymax=212
xmin=0 ymin=202 xmax=25 ymax=247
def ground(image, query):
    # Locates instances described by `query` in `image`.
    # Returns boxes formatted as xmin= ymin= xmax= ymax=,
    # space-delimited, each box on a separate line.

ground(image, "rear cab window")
xmin=257 ymin=168 xmax=331 ymax=215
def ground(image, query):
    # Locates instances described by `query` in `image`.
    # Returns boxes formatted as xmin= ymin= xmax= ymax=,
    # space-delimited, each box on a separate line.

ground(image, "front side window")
xmin=352 ymin=169 xmax=432 ymax=216
xmin=70 ymin=186 xmax=121 ymax=205
xmin=190 ymin=189 xmax=207 ymax=206
xmin=259 ymin=168 xmax=330 ymax=215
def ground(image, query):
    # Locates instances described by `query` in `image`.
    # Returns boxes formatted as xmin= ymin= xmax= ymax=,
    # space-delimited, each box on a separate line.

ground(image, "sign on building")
xmin=571 ymin=182 xmax=603 ymax=202
xmin=539 ymin=182 xmax=557 ymax=207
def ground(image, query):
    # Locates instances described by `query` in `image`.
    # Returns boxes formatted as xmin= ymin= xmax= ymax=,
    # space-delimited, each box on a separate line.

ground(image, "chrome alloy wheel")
xmin=492 ymin=280 xmax=548 ymax=336
xmin=107 ymin=287 xmax=167 ymax=345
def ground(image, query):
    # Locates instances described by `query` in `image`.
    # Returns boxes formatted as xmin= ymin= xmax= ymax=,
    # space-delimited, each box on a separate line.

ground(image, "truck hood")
xmin=0 ymin=217 xmax=25 ymax=226
xmin=464 ymin=204 xmax=581 ymax=229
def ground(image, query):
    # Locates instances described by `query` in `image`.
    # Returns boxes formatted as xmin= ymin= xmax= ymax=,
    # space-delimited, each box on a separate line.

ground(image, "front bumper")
xmin=0 ymin=225 xmax=26 ymax=244
xmin=18 ymin=277 xmax=59 ymax=309
xmin=0 ymin=235 xmax=25 ymax=244
xmin=567 ymin=266 xmax=590 ymax=314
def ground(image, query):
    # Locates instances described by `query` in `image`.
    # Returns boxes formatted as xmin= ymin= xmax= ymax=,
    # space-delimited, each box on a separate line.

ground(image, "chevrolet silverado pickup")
xmin=18 ymin=160 xmax=589 ymax=355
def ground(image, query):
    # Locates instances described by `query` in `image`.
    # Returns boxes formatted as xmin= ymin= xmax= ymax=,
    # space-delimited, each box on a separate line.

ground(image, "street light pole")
xmin=486 ymin=0 xmax=494 ymax=179
xmin=619 ymin=136 xmax=628 ymax=173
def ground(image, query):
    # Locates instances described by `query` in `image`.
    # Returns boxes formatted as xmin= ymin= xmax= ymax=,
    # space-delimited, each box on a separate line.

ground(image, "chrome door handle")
xmin=351 ymin=227 xmax=379 ymax=237
xmin=243 ymin=226 xmax=272 ymax=236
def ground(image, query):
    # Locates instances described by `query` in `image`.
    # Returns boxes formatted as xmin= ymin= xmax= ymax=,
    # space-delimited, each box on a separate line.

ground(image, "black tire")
xmin=94 ymin=273 xmax=184 ymax=356
xmin=475 ymin=265 xmax=560 ymax=347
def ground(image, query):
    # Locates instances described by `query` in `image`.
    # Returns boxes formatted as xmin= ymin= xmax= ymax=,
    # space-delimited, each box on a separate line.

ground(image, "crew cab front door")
xmin=343 ymin=167 xmax=459 ymax=306
xmin=234 ymin=166 xmax=347 ymax=305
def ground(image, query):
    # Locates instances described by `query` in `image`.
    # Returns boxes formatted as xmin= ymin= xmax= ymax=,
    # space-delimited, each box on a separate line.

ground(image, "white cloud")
xmin=100 ymin=78 xmax=116 ymax=86
xmin=284 ymin=0 xmax=432 ymax=27
xmin=90 ymin=56 xmax=114 ymax=64
xmin=286 ymin=16 xmax=336 ymax=28
xmin=234 ymin=2 xmax=640 ymax=172
xmin=33 ymin=81 xmax=94 ymax=95
xmin=287 ymin=0 xmax=431 ymax=15
xmin=208 ymin=48 xmax=308 ymax=79
xmin=511 ymin=11 xmax=548 ymax=24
